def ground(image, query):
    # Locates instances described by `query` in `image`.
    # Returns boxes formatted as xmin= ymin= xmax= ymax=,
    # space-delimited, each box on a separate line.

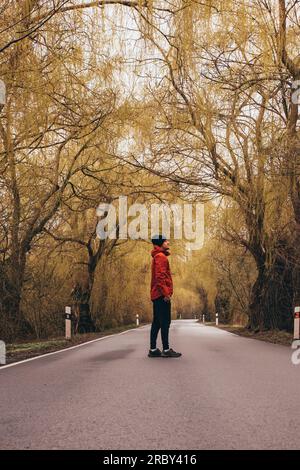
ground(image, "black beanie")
xmin=151 ymin=234 xmax=167 ymax=247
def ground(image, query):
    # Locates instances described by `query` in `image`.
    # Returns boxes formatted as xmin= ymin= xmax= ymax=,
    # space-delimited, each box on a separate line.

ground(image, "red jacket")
xmin=150 ymin=246 xmax=173 ymax=301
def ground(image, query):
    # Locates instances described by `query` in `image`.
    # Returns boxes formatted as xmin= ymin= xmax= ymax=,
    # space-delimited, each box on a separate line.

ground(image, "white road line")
xmin=0 ymin=325 xmax=149 ymax=371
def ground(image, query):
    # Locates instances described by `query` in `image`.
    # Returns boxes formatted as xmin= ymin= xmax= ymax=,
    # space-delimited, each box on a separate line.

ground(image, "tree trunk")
xmin=248 ymin=251 xmax=294 ymax=331
xmin=0 ymin=259 xmax=32 ymax=341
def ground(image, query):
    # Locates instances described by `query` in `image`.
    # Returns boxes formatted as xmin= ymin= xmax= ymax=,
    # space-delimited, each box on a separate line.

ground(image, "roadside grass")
xmin=203 ymin=321 xmax=293 ymax=346
xmin=3 ymin=323 xmax=147 ymax=365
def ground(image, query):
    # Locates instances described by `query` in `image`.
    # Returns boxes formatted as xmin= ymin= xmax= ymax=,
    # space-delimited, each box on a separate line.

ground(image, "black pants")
xmin=150 ymin=296 xmax=171 ymax=350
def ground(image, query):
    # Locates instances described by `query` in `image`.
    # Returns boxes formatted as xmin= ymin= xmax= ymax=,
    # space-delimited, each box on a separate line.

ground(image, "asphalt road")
xmin=1 ymin=320 xmax=300 ymax=450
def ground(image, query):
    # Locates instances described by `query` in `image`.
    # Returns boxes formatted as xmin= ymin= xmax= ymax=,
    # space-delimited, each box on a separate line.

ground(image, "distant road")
xmin=0 ymin=320 xmax=299 ymax=449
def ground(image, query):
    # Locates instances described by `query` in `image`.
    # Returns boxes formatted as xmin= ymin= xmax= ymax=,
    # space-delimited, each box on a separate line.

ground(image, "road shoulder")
xmin=204 ymin=322 xmax=292 ymax=346
xmin=1 ymin=323 xmax=148 ymax=367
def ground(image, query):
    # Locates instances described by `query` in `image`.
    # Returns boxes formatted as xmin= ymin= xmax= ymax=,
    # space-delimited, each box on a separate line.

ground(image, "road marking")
xmin=0 ymin=325 xmax=149 ymax=371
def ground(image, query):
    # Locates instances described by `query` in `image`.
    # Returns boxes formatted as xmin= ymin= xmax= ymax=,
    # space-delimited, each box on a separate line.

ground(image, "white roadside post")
xmin=216 ymin=312 xmax=219 ymax=326
xmin=294 ymin=306 xmax=300 ymax=340
xmin=0 ymin=340 xmax=6 ymax=365
xmin=65 ymin=306 xmax=72 ymax=340
xmin=202 ymin=314 xmax=205 ymax=324
xmin=0 ymin=80 xmax=6 ymax=111
xmin=136 ymin=314 xmax=139 ymax=327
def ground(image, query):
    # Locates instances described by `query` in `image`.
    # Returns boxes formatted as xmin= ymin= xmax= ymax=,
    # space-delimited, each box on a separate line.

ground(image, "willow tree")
xmin=0 ymin=1 xmax=153 ymax=55
xmin=120 ymin=0 xmax=300 ymax=330
xmin=276 ymin=0 xmax=300 ymax=303
xmin=0 ymin=1 xmax=131 ymax=339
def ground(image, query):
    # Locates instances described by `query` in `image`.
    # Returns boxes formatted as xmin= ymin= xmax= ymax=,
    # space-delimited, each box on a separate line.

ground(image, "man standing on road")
xmin=148 ymin=235 xmax=182 ymax=358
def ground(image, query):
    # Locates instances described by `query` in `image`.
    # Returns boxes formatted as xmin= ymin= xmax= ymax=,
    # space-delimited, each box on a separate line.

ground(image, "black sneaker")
xmin=161 ymin=348 xmax=182 ymax=358
xmin=148 ymin=348 xmax=162 ymax=357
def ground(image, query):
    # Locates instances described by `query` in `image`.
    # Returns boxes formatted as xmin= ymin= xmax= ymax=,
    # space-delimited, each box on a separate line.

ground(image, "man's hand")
xmin=163 ymin=296 xmax=171 ymax=302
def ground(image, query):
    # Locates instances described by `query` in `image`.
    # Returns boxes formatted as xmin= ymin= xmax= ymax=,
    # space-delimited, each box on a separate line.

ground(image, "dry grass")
xmin=206 ymin=322 xmax=293 ymax=346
